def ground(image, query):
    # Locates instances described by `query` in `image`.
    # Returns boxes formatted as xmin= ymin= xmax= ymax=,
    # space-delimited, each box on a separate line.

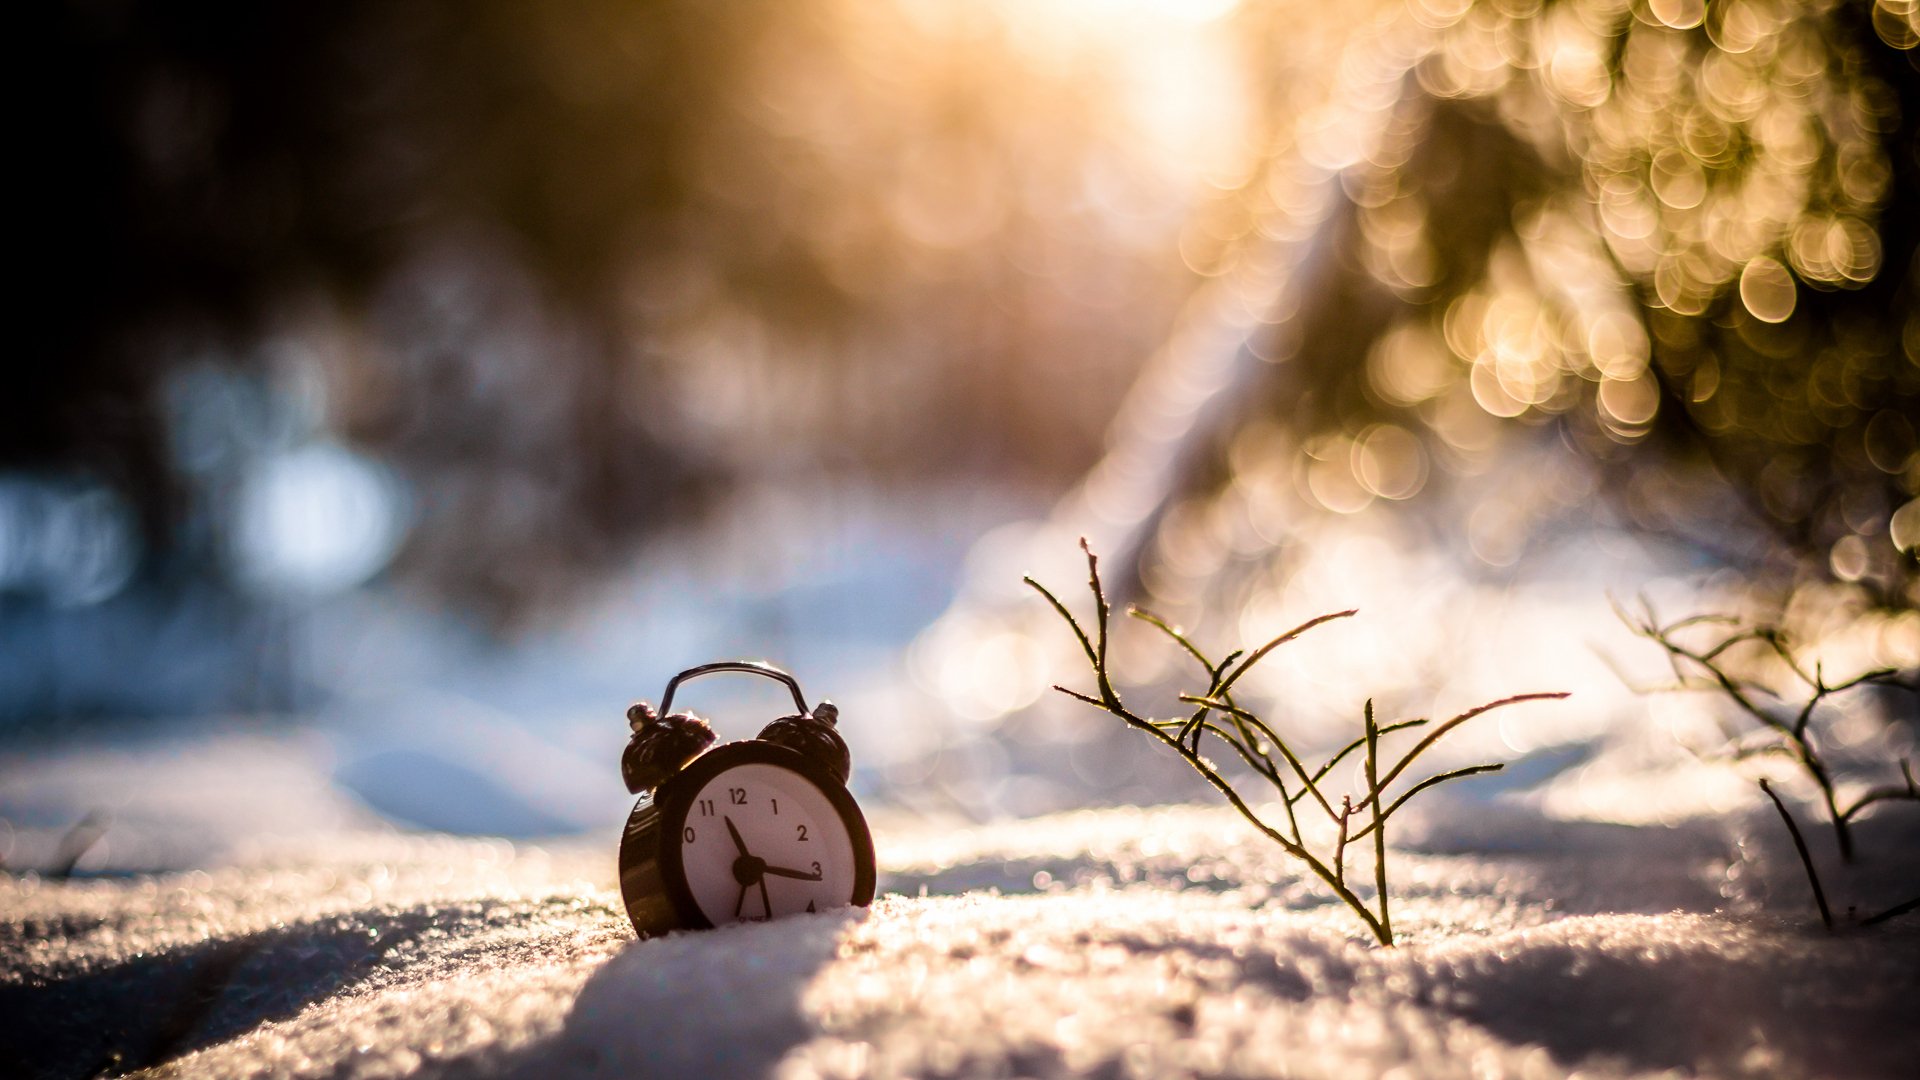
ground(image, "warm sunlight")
xmin=10 ymin=1 xmax=1917 ymax=1077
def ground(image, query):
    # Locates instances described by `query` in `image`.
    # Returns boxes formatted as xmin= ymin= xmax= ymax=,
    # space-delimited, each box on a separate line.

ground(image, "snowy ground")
xmin=5 ymin=797 xmax=1916 ymax=1080
xmin=6 ymin=480 xmax=1917 ymax=1079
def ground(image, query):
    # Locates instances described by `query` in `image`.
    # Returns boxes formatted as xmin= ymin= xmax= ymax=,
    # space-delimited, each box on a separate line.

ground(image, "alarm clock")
xmin=616 ymin=661 xmax=876 ymax=936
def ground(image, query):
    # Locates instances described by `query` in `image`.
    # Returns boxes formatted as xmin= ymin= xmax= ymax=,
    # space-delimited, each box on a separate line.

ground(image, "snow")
xmin=5 ymin=482 xmax=1917 ymax=1079
xmin=5 ymin=798 xmax=1915 ymax=1080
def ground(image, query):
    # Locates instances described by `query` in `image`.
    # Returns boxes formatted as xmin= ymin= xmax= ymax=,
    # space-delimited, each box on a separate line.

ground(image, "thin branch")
xmin=1358 ymin=692 xmax=1568 ymax=814
xmin=1214 ymin=610 xmax=1358 ymax=698
xmin=1757 ymin=629 xmax=1816 ymax=690
xmin=1130 ymin=607 xmax=1215 ymax=677
xmin=1025 ymin=577 xmax=1098 ymax=673
xmin=1080 ymin=538 xmax=1114 ymax=703
xmin=1054 ymin=686 xmax=1107 ymax=710
xmin=1698 ymin=628 xmax=1776 ymax=664
xmin=1821 ymin=667 xmax=1901 ymax=694
xmin=1129 ymin=617 xmax=1298 ymax=807
xmin=1649 ymin=633 xmax=1789 ymax=735
xmin=1309 ymin=718 xmax=1429 ymax=792
xmin=1364 ymin=700 xmax=1392 ymax=943
xmin=1838 ymin=759 xmax=1920 ymax=822
xmin=1662 ymin=613 xmax=1742 ymax=633
xmin=1703 ymin=734 xmax=1798 ymax=764
xmin=1349 ymin=764 xmax=1506 ymax=843
xmin=1859 ymin=894 xmax=1920 ymax=927
xmin=1175 ymin=719 xmax=1294 ymax=782
xmin=1759 ymin=779 xmax=1833 ymax=931
xmin=1185 ymin=695 xmax=1338 ymax=820
xmin=50 ymin=811 xmax=110 ymax=881
xmin=1332 ymin=795 xmax=1354 ymax=885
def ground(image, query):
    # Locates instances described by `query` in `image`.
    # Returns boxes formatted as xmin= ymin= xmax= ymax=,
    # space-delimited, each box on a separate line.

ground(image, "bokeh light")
xmin=7 ymin=0 xmax=1918 ymax=834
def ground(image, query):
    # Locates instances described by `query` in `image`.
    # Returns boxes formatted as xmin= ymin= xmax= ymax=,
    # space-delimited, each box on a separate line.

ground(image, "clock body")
xmin=619 ymin=740 xmax=876 ymax=935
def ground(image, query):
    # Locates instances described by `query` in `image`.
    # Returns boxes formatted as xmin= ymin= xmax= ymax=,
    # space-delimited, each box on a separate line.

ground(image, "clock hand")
xmin=758 ymin=876 xmax=772 ymax=920
xmin=735 ymin=881 xmax=748 ymax=919
xmin=725 ymin=815 xmax=750 ymax=856
xmin=761 ymin=864 xmax=823 ymax=881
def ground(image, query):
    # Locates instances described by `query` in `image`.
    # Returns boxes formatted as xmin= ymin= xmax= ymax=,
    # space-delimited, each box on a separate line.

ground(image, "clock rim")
xmin=645 ymin=740 xmax=876 ymax=930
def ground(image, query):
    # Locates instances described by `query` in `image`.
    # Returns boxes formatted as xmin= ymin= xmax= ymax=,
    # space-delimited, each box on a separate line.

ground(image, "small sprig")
xmin=1618 ymin=599 xmax=1918 ymax=864
xmin=1028 ymin=538 xmax=1566 ymax=946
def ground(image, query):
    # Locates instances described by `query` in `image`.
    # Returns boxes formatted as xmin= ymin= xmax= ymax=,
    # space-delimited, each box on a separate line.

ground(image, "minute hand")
xmin=761 ymin=864 xmax=823 ymax=881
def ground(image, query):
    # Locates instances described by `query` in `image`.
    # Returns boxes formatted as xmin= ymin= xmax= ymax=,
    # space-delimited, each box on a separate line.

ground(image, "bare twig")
xmin=1030 ymin=539 xmax=1562 ymax=946
xmin=1859 ymin=895 xmax=1920 ymax=927
xmin=1347 ymin=764 xmax=1507 ymax=844
xmin=1333 ymin=795 xmax=1354 ymax=885
xmin=51 ymin=811 xmax=111 ymax=881
xmin=1759 ymin=779 xmax=1834 ymax=931
xmin=1214 ymin=610 xmax=1358 ymax=699
xmin=1622 ymin=602 xmax=1917 ymax=864
xmin=1030 ymin=567 xmax=1389 ymax=943
xmin=1358 ymin=692 xmax=1568 ymax=815
xmin=1839 ymin=758 xmax=1920 ymax=823
xmin=1365 ymin=700 xmax=1391 ymax=942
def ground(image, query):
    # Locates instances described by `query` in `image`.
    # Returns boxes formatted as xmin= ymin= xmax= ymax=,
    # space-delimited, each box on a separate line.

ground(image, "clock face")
xmin=674 ymin=761 xmax=861 ymax=926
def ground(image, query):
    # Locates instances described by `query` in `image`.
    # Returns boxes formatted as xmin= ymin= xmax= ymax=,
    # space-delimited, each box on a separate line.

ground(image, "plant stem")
xmin=1364 ymin=699 xmax=1392 ymax=944
xmin=1859 ymin=895 xmax=1920 ymax=927
xmin=1029 ymin=540 xmax=1557 ymax=949
xmin=1626 ymin=605 xmax=1920 ymax=866
xmin=1052 ymin=683 xmax=1391 ymax=944
xmin=1759 ymin=778 xmax=1833 ymax=931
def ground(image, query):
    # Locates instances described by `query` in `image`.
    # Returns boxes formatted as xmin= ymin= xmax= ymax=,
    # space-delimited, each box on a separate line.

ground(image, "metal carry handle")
xmin=657 ymin=661 xmax=810 ymax=719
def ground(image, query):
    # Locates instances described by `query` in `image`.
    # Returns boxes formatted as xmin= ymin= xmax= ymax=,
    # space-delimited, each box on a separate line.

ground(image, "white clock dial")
xmin=677 ymin=762 xmax=858 ymax=925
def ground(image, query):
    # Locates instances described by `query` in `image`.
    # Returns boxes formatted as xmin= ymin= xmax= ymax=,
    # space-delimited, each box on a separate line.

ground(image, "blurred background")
xmin=5 ymin=0 xmax=1917 ymax=869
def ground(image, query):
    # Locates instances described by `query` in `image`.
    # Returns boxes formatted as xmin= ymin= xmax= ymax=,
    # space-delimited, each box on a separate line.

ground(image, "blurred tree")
xmin=13 ymin=0 xmax=1201 ymax=625
xmin=1098 ymin=0 xmax=1920 ymax=617
xmin=27 ymin=0 xmax=1913 ymax=637
xmin=899 ymin=0 xmax=1919 ymax=819
xmin=17 ymin=1 xmax=749 ymax=620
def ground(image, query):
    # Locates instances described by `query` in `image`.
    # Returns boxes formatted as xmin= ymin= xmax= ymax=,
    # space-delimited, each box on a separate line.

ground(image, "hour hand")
xmin=725 ymin=815 xmax=750 ymax=856
xmin=762 ymin=863 xmax=823 ymax=881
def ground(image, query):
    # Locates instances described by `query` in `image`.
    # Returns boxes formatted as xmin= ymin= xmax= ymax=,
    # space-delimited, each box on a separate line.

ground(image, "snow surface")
xmin=4 ymin=478 xmax=1917 ymax=1079
xmin=5 ymin=801 xmax=1916 ymax=1080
